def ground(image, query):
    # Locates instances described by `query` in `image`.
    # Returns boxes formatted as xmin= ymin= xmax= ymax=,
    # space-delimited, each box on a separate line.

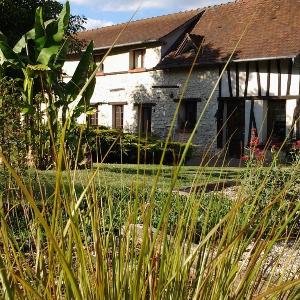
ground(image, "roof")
xmin=159 ymin=0 xmax=300 ymax=67
xmin=77 ymin=9 xmax=202 ymax=50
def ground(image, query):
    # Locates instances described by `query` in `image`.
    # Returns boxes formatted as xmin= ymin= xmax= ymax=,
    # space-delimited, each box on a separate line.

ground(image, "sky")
xmin=63 ymin=0 xmax=234 ymax=30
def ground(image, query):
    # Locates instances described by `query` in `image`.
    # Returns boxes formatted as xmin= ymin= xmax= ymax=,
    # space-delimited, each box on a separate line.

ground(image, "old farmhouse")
xmin=64 ymin=0 xmax=300 ymax=158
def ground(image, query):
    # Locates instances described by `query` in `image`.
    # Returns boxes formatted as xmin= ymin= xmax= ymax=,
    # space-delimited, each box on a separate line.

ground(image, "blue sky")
xmin=64 ymin=0 xmax=234 ymax=30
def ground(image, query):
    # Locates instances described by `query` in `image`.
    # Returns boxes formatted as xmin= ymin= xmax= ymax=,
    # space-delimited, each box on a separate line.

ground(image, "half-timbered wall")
xmin=220 ymin=57 xmax=300 ymax=146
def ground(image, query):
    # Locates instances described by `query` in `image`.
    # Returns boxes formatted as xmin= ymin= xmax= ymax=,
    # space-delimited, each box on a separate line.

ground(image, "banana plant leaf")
xmin=65 ymin=41 xmax=94 ymax=101
xmin=0 ymin=39 xmax=24 ymax=69
xmin=34 ymin=7 xmax=46 ymax=53
xmin=53 ymin=1 xmax=70 ymax=43
xmin=53 ymin=38 xmax=70 ymax=69
xmin=13 ymin=29 xmax=35 ymax=54
xmin=37 ymin=45 xmax=61 ymax=66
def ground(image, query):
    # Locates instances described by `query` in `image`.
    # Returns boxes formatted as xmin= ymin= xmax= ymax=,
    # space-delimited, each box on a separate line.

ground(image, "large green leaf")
xmin=53 ymin=38 xmax=70 ymax=69
xmin=53 ymin=1 xmax=70 ymax=43
xmin=81 ymin=62 xmax=97 ymax=107
xmin=34 ymin=7 xmax=47 ymax=54
xmin=0 ymin=40 xmax=23 ymax=69
xmin=36 ymin=45 xmax=60 ymax=65
xmin=65 ymin=41 xmax=94 ymax=101
xmin=13 ymin=29 xmax=35 ymax=54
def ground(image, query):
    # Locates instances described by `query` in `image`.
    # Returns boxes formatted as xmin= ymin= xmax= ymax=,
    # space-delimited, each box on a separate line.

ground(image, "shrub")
xmin=64 ymin=126 xmax=193 ymax=166
xmin=242 ymin=163 xmax=300 ymax=236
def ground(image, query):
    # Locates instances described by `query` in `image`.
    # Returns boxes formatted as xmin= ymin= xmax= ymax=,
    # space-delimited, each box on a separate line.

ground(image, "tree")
xmin=0 ymin=1 xmax=96 ymax=168
xmin=0 ymin=0 xmax=86 ymax=52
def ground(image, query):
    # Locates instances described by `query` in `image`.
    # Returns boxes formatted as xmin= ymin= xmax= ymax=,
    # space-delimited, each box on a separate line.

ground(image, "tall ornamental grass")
xmin=1 ymin=2 xmax=300 ymax=299
xmin=0 ymin=148 xmax=300 ymax=299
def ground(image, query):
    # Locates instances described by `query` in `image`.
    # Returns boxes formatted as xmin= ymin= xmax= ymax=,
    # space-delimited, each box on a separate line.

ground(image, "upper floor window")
xmin=94 ymin=54 xmax=104 ymax=72
xmin=130 ymin=49 xmax=145 ymax=70
xmin=178 ymin=101 xmax=197 ymax=132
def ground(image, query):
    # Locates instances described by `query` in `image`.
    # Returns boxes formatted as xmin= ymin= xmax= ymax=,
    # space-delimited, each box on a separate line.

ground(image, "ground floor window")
xmin=178 ymin=101 xmax=197 ymax=132
xmin=267 ymin=100 xmax=286 ymax=143
xmin=88 ymin=104 xmax=99 ymax=126
xmin=112 ymin=105 xmax=124 ymax=130
xmin=138 ymin=104 xmax=152 ymax=134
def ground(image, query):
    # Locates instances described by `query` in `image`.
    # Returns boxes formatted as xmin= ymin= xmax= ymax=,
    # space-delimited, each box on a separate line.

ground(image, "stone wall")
xmin=63 ymin=49 xmax=220 ymax=155
xmin=92 ymin=67 xmax=219 ymax=154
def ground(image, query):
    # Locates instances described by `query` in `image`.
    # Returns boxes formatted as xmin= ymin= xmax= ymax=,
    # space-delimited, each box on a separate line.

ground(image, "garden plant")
xmin=0 ymin=2 xmax=300 ymax=300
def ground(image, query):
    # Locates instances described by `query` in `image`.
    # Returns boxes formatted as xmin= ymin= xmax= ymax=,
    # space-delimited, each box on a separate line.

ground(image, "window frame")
xmin=130 ymin=49 xmax=146 ymax=70
xmin=88 ymin=104 xmax=99 ymax=126
xmin=177 ymin=100 xmax=198 ymax=133
xmin=94 ymin=54 xmax=104 ymax=73
xmin=112 ymin=104 xmax=124 ymax=130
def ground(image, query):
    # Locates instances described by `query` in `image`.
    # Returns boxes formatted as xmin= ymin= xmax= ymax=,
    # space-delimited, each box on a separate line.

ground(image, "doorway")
xmin=226 ymin=100 xmax=245 ymax=157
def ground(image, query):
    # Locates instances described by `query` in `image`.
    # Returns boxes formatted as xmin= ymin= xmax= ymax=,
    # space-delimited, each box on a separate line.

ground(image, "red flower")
xmin=250 ymin=137 xmax=259 ymax=147
xmin=292 ymin=140 xmax=300 ymax=149
xmin=255 ymin=150 xmax=265 ymax=161
xmin=241 ymin=155 xmax=250 ymax=161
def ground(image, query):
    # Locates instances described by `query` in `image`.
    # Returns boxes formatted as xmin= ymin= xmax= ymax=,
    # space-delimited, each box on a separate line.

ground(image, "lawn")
xmin=38 ymin=164 xmax=243 ymax=194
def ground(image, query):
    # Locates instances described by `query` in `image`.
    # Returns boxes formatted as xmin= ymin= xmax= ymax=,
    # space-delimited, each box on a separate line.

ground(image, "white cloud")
xmin=84 ymin=18 xmax=114 ymax=30
xmin=68 ymin=0 xmax=233 ymax=12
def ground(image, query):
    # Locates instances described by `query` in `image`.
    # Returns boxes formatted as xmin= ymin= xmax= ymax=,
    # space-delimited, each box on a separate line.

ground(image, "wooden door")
xmin=226 ymin=100 xmax=245 ymax=157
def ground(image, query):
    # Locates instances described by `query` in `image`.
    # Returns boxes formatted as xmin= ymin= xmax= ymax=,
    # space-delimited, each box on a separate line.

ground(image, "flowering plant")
xmin=286 ymin=139 xmax=300 ymax=163
xmin=241 ymin=128 xmax=265 ymax=164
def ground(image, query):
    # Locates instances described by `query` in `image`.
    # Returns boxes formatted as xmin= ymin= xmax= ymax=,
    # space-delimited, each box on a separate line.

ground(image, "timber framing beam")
xmin=256 ymin=62 xmax=261 ymax=97
xmin=219 ymin=96 xmax=300 ymax=101
xmin=266 ymin=60 xmax=271 ymax=97
xmin=286 ymin=59 xmax=293 ymax=96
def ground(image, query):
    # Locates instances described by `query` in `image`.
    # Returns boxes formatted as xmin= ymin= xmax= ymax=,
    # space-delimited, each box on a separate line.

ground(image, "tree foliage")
xmin=0 ymin=78 xmax=27 ymax=173
xmin=0 ymin=1 xmax=96 ymax=168
xmin=0 ymin=0 xmax=86 ymax=52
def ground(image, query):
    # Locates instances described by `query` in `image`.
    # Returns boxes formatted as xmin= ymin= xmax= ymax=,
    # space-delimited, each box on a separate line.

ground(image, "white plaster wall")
xmin=230 ymin=69 xmax=237 ymax=96
xmin=104 ymin=52 xmax=129 ymax=73
xmin=286 ymin=99 xmax=297 ymax=135
xmin=63 ymin=61 xmax=79 ymax=77
xmin=247 ymin=63 xmax=258 ymax=96
xmin=239 ymin=63 xmax=246 ymax=96
xmin=244 ymin=100 xmax=268 ymax=144
xmin=144 ymin=47 xmax=161 ymax=69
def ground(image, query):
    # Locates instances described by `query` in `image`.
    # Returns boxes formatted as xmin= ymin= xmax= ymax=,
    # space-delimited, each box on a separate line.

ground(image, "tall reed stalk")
xmin=0 ymin=2 xmax=300 ymax=299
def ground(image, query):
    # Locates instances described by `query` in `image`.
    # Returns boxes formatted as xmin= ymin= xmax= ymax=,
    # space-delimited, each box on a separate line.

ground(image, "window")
xmin=178 ymin=101 xmax=197 ymax=132
xmin=88 ymin=105 xmax=99 ymax=126
xmin=94 ymin=54 xmax=104 ymax=72
xmin=138 ymin=104 xmax=152 ymax=134
xmin=267 ymin=100 xmax=286 ymax=142
xmin=113 ymin=105 xmax=124 ymax=129
xmin=130 ymin=49 xmax=145 ymax=69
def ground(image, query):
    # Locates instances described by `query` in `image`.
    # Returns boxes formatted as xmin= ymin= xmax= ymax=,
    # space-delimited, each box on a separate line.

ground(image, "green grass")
xmin=37 ymin=164 xmax=242 ymax=194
